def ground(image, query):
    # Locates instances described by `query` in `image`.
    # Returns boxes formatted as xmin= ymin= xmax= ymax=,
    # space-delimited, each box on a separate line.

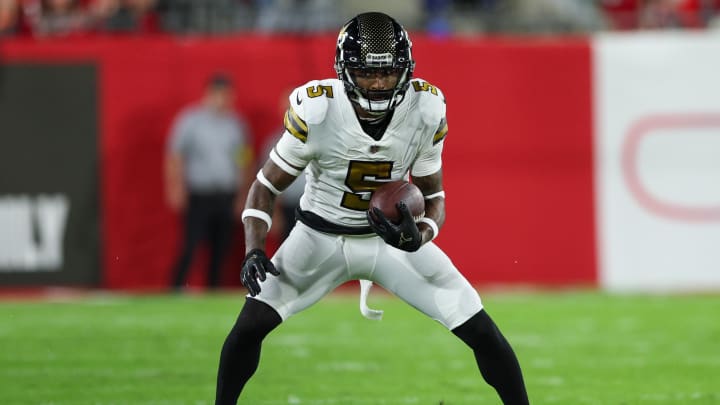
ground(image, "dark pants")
xmin=171 ymin=192 xmax=235 ymax=290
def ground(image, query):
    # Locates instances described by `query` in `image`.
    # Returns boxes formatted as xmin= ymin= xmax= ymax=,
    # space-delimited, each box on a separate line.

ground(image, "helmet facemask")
xmin=342 ymin=67 xmax=410 ymax=116
xmin=334 ymin=12 xmax=415 ymax=116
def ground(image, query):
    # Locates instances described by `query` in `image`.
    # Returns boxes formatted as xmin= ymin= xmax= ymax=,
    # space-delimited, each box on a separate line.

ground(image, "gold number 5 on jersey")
xmin=341 ymin=160 xmax=394 ymax=211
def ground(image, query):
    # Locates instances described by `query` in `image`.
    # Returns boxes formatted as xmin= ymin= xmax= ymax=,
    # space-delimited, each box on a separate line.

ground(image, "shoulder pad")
xmin=289 ymin=80 xmax=333 ymax=126
xmin=409 ymin=78 xmax=446 ymax=128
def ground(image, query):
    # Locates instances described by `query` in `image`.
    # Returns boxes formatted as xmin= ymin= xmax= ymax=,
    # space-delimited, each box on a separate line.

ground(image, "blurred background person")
xmin=638 ymin=0 xmax=684 ymax=28
xmin=24 ymin=0 xmax=93 ymax=37
xmin=90 ymin=0 xmax=160 ymax=33
xmin=423 ymin=0 xmax=452 ymax=35
xmin=0 ymin=0 xmax=22 ymax=36
xmin=254 ymin=0 xmax=340 ymax=33
xmin=600 ymin=0 xmax=642 ymax=30
xmin=157 ymin=0 xmax=255 ymax=35
xmin=507 ymin=0 xmax=609 ymax=33
xmin=165 ymin=73 xmax=254 ymax=291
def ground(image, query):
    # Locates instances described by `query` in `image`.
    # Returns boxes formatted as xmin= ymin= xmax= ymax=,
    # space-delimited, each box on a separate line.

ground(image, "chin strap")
xmin=359 ymin=280 xmax=384 ymax=320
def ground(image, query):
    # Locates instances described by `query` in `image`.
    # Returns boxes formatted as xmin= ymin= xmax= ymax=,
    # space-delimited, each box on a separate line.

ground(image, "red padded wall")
xmin=1 ymin=35 xmax=595 ymax=289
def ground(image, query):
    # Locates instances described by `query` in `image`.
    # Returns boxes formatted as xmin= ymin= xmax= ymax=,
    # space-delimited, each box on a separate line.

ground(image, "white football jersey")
xmin=270 ymin=78 xmax=448 ymax=228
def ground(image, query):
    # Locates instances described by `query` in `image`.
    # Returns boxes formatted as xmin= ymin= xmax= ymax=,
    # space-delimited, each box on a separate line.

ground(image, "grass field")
xmin=1 ymin=289 xmax=719 ymax=405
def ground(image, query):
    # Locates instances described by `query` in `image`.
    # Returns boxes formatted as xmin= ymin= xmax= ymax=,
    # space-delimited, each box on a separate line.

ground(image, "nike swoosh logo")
xmin=296 ymin=91 xmax=302 ymax=105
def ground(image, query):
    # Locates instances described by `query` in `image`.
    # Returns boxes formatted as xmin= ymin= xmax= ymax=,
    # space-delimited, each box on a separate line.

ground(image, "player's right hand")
xmin=241 ymin=249 xmax=279 ymax=296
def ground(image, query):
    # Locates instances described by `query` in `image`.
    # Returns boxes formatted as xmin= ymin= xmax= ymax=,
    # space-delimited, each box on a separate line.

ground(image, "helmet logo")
xmin=365 ymin=53 xmax=393 ymax=67
xmin=337 ymin=26 xmax=348 ymax=44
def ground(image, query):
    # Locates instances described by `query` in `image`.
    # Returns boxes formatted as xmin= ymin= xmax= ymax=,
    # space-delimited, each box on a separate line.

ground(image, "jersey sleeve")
xmin=271 ymin=131 xmax=312 ymax=176
xmin=411 ymin=83 xmax=447 ymax=177
xmin=271 ymin=82 xmax=329 ymax=175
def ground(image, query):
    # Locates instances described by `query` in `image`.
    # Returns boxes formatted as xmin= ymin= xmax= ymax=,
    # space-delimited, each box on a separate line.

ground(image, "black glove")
xmin=367 ymin=201 xmax=422 ymax=252
xmin=241 ymin=249 xmax=279 ymax=296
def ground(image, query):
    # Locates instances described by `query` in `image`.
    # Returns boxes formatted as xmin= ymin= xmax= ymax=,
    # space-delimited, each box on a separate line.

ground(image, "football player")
xmin=215 ymin=12 xmax=530 ymax=405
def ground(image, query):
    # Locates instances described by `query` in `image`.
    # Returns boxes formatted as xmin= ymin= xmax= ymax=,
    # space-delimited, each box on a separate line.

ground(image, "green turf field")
xmin=1 ymin=290 xmax=718 ymax=404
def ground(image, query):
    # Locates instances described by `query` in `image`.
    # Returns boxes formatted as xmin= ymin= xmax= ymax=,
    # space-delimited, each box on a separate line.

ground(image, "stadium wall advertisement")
xmin=0 ymin=64 xmax=100 ymax=286
xmin=0 ymin=33 xmax=717 ymax=291
xmin=593 ymin=33 xmax=720 ymax=292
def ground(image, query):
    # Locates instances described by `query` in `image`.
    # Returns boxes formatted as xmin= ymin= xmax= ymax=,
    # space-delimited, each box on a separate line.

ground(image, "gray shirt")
xmin=169 ymin=105 xmax=250 ymax=193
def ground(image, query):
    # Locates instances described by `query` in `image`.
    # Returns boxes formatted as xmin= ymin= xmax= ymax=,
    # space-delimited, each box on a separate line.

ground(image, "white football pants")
xmin=252 ymin=221 xmax=483 ymax=330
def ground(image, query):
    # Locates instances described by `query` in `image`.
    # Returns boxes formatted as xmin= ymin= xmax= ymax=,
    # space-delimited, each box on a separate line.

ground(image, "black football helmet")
xmin=334 ymin=12 xmax=415 ymax=115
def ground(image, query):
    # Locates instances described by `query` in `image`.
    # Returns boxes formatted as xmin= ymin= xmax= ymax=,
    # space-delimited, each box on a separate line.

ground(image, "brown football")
xmin=369 ymin=180 xmax=425 ymax=224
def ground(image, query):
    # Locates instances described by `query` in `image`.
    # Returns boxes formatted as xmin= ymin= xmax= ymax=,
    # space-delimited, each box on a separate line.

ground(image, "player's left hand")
xmin=241 ymin=249 xmax=280 ymax=296
xmin=367 ymin=201 xmax=422 ymax=252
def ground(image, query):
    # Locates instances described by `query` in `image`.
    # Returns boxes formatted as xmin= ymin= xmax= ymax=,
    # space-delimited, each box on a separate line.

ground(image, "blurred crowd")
xmin=2 ymin=0 xmax=720 ymax=38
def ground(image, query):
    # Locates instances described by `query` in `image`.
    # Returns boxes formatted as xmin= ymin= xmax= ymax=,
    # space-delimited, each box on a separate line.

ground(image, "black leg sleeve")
xmin=452 ymin=309 xmax=530 ymax=405
xmin=215 ymin=298 xmax=282 ymax=405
